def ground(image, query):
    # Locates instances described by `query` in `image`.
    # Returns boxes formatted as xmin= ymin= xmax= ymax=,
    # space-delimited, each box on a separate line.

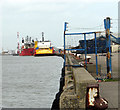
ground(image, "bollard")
xmin=86 ymin=84 xmax=108 ymax=110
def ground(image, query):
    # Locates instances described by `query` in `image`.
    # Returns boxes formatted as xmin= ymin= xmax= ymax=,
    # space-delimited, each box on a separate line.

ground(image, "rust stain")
xmin=88 ymin=88 xmax=98 ymax=106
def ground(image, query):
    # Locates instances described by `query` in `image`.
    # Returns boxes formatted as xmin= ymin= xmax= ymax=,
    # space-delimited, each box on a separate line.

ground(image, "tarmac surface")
xmin=89 ymin=53 xmax=119 ymax=79
xmin=99 ymin=81 xmax=119 ymax=109
xmin=77 ymin=53 xmax=119 ymax=109
xmin=90 ymin=53 xmax=119 ymax=109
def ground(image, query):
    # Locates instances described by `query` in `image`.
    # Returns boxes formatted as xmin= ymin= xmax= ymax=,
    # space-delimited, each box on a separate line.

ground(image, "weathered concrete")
xmin=87 ymin=64 xmax=101 ymax=75
xmin=99 ymin=81 xmax=118 ymax=109
xmin=73 ymin=68 xmax=96 ymax=104
xmin=60 ymin=54 xmax=97 ymax=109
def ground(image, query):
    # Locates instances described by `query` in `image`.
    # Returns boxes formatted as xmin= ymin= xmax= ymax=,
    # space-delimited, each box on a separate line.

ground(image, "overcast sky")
xmin=0 ymin=0 xmax=119 ymax=52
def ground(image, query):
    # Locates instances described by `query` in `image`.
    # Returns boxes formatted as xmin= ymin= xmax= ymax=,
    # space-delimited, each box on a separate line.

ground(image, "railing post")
xmin=84 ymin=34 xmax=87 ymax=69
xmin=104 ymin=17 xmax=112 ymax=79
xmin=64 ymin=22 xmax=67 ymax=66
xmin=94 ymin=32 xmax=98 ymax=78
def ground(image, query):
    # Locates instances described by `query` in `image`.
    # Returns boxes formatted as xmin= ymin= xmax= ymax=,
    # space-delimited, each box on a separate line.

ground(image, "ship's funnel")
xmin=22 ymin=38 xmax=24 ymax=43
xmin=29 ymin=37 xmax=31 ymax=43
xmin=27 ymin=36 xmax=28 ymax=42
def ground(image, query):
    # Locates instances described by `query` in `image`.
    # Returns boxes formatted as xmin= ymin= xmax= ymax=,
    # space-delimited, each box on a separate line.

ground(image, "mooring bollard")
xmin=86 ymin=84 xmax=108 ymax=110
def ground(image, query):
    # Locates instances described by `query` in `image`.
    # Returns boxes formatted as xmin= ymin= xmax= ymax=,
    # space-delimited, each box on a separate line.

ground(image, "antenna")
xmin=17 ymin=32 xmax=20 ymax=54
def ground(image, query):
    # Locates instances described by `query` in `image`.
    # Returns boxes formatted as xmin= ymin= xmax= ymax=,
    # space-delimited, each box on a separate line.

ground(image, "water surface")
xmin=2 ymin=56 xmax=63 ymax=108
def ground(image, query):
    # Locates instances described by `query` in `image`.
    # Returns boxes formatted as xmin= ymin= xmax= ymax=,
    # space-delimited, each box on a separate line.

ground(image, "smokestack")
xmin=22 ymin=38 xmax=24 ymax=43
xmin=30 ymin=37 xmax=31 ymax=43
xmin=27 ymin=36 xmax=28 ymax=42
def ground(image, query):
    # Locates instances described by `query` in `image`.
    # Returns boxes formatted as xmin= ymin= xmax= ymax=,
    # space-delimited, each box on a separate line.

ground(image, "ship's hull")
xmin=34 ymin=48 xmax=54 ymax=56
xmin=19 ymin=48 xmax=34 ymax=56
xmin=34 ymin=53 xmax=55 ymax=56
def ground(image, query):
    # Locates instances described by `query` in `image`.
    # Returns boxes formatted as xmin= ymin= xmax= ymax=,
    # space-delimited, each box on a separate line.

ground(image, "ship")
xmin=34 ymin=32 xmax=55 ymax=56
xmin=19 ymin=36 xmax=35 ymax=56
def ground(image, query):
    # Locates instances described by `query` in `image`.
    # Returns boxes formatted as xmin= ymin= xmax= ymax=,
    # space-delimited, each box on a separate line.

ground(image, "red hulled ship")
xmin=19 ymin=36 xmax=35 ymax=56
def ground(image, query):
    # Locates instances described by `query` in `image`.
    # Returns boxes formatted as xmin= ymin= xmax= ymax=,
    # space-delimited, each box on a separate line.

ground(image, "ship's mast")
xmin=17 ymin=32 xmax=20 ymax=54
xmin=42 ymin=32 xmax=44 ymax=41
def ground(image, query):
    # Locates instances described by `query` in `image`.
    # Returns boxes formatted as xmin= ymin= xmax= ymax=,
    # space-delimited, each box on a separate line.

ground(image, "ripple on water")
xmin=2 ymin=56 xmax=63 ymax=108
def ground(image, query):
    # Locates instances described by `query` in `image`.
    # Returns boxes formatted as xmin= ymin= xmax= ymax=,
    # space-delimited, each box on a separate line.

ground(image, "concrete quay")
xmin=57 ymin=54 xmax=119 ymax=109
xmin=59 ymin=54 xmax=97 ymax=109
xmin=99 ymin=81 xmax=119 ymax=109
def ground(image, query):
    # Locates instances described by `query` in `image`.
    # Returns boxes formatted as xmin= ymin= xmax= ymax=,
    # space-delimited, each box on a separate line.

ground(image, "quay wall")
xmin=51 ymin=54 xmax=97 ymax=109
xmin=60 ymin=54 xmax=97 ymax=109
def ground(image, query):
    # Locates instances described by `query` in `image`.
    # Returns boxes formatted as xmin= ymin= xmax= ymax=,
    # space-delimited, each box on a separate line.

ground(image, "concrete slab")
xmin=99 ymin=81 xmax=118 ymax=109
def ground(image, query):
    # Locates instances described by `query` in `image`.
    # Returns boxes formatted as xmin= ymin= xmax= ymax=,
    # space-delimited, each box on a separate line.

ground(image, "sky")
xmin=0 ymin=0 xmax=119 ymax=52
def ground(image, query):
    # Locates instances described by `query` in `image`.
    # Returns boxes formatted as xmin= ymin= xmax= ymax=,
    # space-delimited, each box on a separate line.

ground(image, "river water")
xmin=1 ymin=55 xmax=63 ymax=108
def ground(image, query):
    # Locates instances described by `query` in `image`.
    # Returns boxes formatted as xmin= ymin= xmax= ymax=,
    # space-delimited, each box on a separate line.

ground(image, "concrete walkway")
xmin=70 ymin=53 xmax=119 ymax=109
xmin=99 ymin=81 xmax=119 ymax=109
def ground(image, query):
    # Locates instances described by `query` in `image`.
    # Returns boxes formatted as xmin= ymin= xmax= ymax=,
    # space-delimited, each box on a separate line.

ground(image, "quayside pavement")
xmin=67 ymin=53 xmax=119 ymax=109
